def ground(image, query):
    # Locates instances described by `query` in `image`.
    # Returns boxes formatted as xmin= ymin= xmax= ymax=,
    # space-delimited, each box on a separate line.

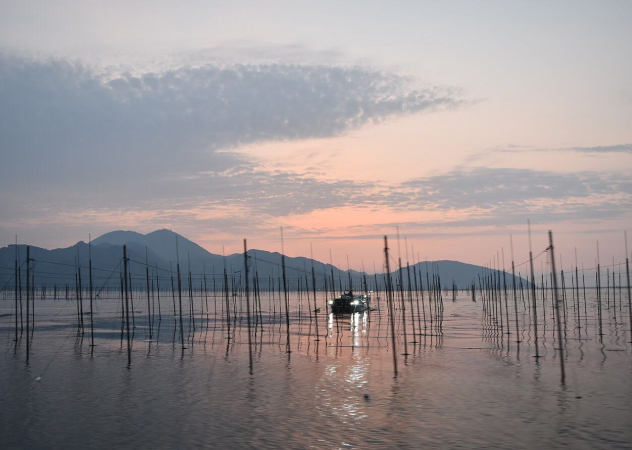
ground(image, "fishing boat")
xmin=328 ymin=291 xmax=370 ymax=314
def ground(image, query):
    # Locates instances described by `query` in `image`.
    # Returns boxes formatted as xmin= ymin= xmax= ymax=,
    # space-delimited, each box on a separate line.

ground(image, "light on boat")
xmin=351 ymin=300 xmax=360 ymax=305
xmin=328 ymin=300 xmax=334 ymax=305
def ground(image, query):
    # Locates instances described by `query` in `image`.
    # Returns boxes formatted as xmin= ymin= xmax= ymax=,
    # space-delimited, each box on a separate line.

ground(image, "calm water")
xmin=1 ymin=289 xmax=631 ymax=449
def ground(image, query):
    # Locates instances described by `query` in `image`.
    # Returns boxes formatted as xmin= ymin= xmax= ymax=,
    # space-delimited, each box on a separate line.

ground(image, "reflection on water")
xmin=1 ymin=290 xmax=631 ymax=448
xmin=320 ymin=312 xmax=370 ymax=434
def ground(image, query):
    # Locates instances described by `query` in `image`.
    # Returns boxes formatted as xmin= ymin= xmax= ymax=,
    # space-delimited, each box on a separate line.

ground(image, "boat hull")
xmin=328 ymin=293 xmax=370 ymax=315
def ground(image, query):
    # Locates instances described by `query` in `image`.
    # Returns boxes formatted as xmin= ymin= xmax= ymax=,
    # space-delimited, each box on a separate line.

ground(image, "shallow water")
xmin=1 ymin=289 xmax=631 ymax=449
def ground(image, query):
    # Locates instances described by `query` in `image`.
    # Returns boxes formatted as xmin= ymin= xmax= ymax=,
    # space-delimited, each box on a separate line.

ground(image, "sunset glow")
xmin=1 ymin=1 xmax=630 ymax=268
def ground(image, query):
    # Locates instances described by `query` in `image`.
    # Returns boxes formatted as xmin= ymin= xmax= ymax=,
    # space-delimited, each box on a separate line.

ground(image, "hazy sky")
xmin=1 ymin=1 xmax=631 ymax=270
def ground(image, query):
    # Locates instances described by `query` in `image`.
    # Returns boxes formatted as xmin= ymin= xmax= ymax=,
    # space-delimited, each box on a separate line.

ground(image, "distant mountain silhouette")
xmin=92 ymin=229 xmax=210 ymax=263
xmin=0 ymin=230 xmax=530 ymax=292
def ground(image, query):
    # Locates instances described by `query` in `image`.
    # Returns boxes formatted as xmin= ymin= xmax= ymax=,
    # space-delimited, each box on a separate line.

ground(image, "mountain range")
xmin=0 ymin=229 xmax=529 ymax=292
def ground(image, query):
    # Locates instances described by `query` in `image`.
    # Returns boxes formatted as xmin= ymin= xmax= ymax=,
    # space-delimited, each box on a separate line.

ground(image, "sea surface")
xmin=1 ymin=288 xmax=631 ymax=449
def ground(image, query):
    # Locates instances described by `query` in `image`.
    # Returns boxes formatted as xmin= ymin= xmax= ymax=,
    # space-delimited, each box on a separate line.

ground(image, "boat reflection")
xmin=317 ymin=311 xmax=371 ymax=437
xmin=327 ymin=311 xmax=369 ymax=348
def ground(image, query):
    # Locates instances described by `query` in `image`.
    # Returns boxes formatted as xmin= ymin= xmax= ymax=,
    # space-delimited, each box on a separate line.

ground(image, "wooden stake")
xmin=89 ymin=236 xmax=95 ymax=347
xmin=548 ymin=231 xmax=565 ymax=383
xmin=26 ymin=246 xmax=30 ymax=363
xmin=123 ymin=246 xmax=132 ymax=366
xmin=384 ymin=236 xmax=398 ymax=377
xmin=244 ymin=239 xmax=253 ymax=374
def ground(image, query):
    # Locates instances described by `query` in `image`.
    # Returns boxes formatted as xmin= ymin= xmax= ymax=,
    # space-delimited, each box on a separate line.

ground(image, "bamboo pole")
xmin=396 ymin=228 xmax=409 ymax=356
xmin=14 ymin=241 xmax=18 ymax=343
xmin=244 ymin=239 xmax=253 ymax=374
xmin=123 ymin=246 xmax=132 ymax=366
xmin=548 ymin=231 xmax=565 ymax=383
xmin=25 ymin=246 xmax=30 ymax=363
xmin=176 ymin=237 xmax=185 ymax=349
xmin=281 ymin=227 xmax=291 ymax=354
xmin=528 ymin=221 xmax=540 ymax=358
xmin=384 ymin=236 xmax=398 ymax=377
xmin=146 ymin=247 xmax=152 ymax=340
xmin=89 ymin=236 xmax=95 ymax=347
xmin=511 ymin=235 xmax=520 ymax=343
xmin=311 ymin=244 xmax=320 ymax=342
xmin=625 ymin=231 xmax=631 ymax=344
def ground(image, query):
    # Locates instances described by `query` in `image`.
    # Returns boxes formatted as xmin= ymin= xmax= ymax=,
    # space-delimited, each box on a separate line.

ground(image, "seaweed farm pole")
xmin=213 ymin=266 xmax=218 ymax=320
xmin=223 ymin=252 xmax=231 ymax=338
xmin=74 ymin=263 xmax=81 ymax=333
xmin=244 ymin=240 xmax=253 ymax=374
xmin=347 ymin=254 xmax=353 ymax=293
xmin=493 ymin=256 xmax=502 ymax=334
xmin=384 ymin=236 xmax=398 ymax=377
xmin=478 ymin=273 xmax=485 ymax=313
xmin=406 ymin=261 xmax=417 ymax=343
xmin=254 ymin=269 xmax=261 ymax=332
xmin=25 ymin=246 xmax=30 ymax=362
xmin=187 ymin=256 xmax=194 ymax=332
xmin=619 ymin=263 xmax=623 ymax=311
xmin=528 ymin=221 xmax=540 ymax=358
xmin=123 ymin=246 xmax=132 ymax=366
xmin=176 ymin=237 xmax=185 ymax=349
xmin=405 ymin=239 xmax=417 ymax=343
xmin=612 ymin=259 xmax=617 ymax=317
xmin=414 ymin=261 xmax=426 ymax=334
xmin=156 ymin=263 xmax=162 ymax=322
xmin=502 ymin=248 xmax=510 ymax=336
xmin=597 ymin=242 xmax=603 ymax=340
xmin=604 ymin=267 xmax=609 ymax=311
xmin=374 ymin=268 xmax=381 ymax=312
xmin=418 ymin=258 xmax=427 ymax=333
xmin=128 ymin=269 xmax=135 ymax=329
xmin=203 ymin=263 xmax=209 ymax=323
xmin=269 ymin=275 xmax=274 ymax=320
xmin=89 ymin=236 xmax=95 ymax=347
xmin=495 ymin=255 xmax=504 ymax=335
xmin=625 ymin=231 xmax=631 ymax=344
xmin=281 ymin=227 xmax=291 ymax=354
xmin=329 ymin=250 xmax=336 ymax=299
xmin=170 ymin=262 xmax=176 ymax=318
xmin=324 ymin=276 xmax=329 ymax=316
xmin=311 ymin=244 xmax=320 ymax=342
xmin=569 ymin=267 xmax=578 ymax=326
xmin=16 ymin=237 xmax=24 ymax=336
xmin=548 ymin=231 xmax=565 ymax=383
xmin=396 ymin=228 xmax=409 ymax=356
xmin=511 ymin=235 xmax=520 ymax=343
xmin=120 ymin=273 xmax=125 ymax=331
xmin=426 ymin=262 xmax=433 ymax=335
xmin=77 ymin=247 xmax=85 ymax=334
xmin=146 ymin=247 xmax=152 ymax=340
xmin=31 ymin=267 xmax=35 ymax=331
xmin=14 ymin=247 xmax=18 ymax=342
xmin=575 ymin=249 xmax=581 ymax=330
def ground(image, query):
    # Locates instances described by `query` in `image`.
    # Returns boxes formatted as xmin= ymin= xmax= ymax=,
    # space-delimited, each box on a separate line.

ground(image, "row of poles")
xmin=472 ymin=230 xmax=631 ymax=383
xmin=5 ymin=231 xmax=632 ymax=385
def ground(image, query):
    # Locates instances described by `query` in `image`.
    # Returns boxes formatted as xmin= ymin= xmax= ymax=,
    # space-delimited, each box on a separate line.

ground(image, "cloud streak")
xmin=0 ymin=54 xmax=461 ymax=177
xmin=0 ymin=53 xmax=463 ymax=222
xmin=566 ymin=144 xmax=632 ymax=154
xmin=485 ymin=143 xmax=632 ymax=156
xmin=389 ymin=167 xmax=631 ymax=211
xmin=14 ymin=166 xmax=628 ymax=235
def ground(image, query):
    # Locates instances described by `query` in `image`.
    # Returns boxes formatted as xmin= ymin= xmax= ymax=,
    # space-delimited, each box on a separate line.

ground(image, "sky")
xmin=1 ymin=1 xmax=631 ymax=272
